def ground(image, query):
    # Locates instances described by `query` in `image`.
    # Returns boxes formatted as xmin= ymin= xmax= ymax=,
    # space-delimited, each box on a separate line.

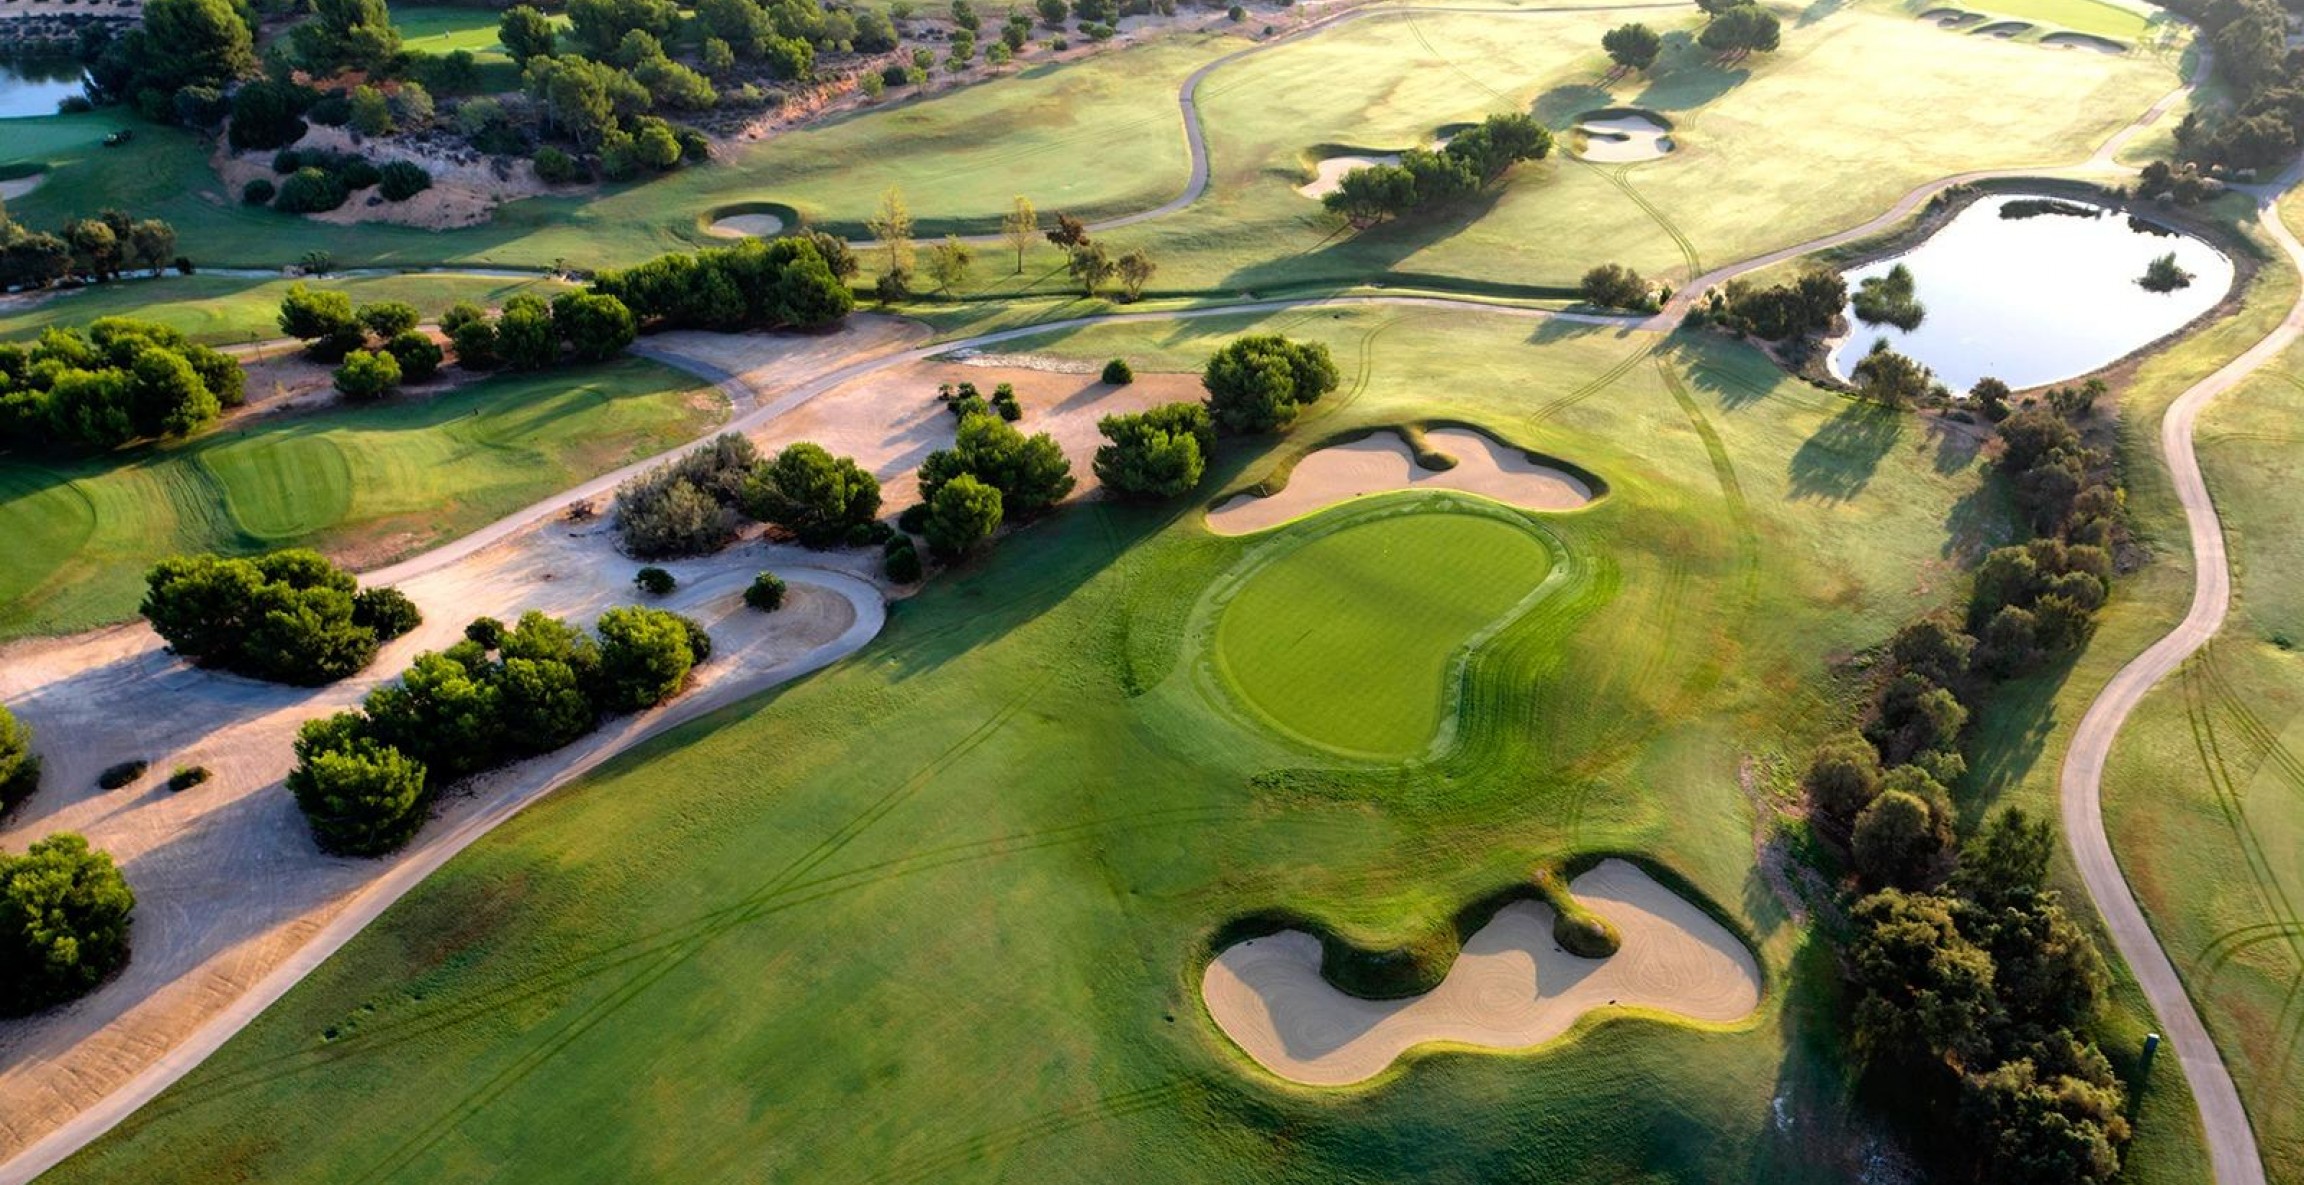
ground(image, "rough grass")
xmin=0 ymin=357 xmax=721 ymax=640
xmin=0 ymin=274 xmax=574 ymax=345
xmin=1211 ymin=503 xmax=1559 ymax=758
xmin=43 ymin=307 xmax=2201 ymax=1183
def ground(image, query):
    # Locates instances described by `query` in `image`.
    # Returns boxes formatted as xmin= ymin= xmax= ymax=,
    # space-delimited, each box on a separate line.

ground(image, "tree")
xmin=1853 ymin=787 xmax=1951 ymax=889
xmin=567 ymin=0 xmax=681 ymax=58
xmin=334 ymin=349 xmax=403 ymax=400
xmin=496 ymin=294 xmax=560 ymax=369
xmin=1116 ymin=248 xmax=1156 ymax=302
xmin=0 ymin=704 xmax=40 ymax=815
xmin=139 ymin=0 xmax=257 ymax=94
xmin=287 ymin=724 xmax=432 ymax=856
xmin=1045 ymin=211 xmax=1090 ymax=249
xmin=1602 ymin=22 xmax=1662 ymax=72
xmin=1067 ymin=242 xmax=1116 ymax=296
xmin=1201 ymin=333 xmax=1340 ymax=434
xmin=279 ymin=283 xmax=365 ymax=360
xmin=0 ymin=834 xmax=136 ymax=1016
xmin=634 ymin=566 xmax=677 ymax=595
xmin=1094 ymin=402 xmax=1212 ymax=500
xmin=594 ymin=605 xmax=704 ymax=712
xmin=141 ymin=550 xmax=396 ymax=685
xmin=128 ymin=220 xmax=177 ymax=276
xmin=1037 ymin=0 xmax=1068 ymax=25
xmin=745 ymin=572 xmax=788 ymax=611
xmin=926 ymin=235 xmax=975 ymax=294
xmin=1953 ymin=807 xmax=2055 ymax=907
xmin=552 ymin=293 xmax=638 ymax=361
xmin=744 ymin=442 xmax=883 ymax=548
xmin=1001 ymin=195 xmax=1038 ymax=273
xmin=1580 ymin=263 xmax=1652 ymax=311
xmin=1965 ymin=1055 xmax=2129 ymax=1185
xmin=1700 ymin=4 xmax=1780 ymax=56
xmin=1802 ymin=734 xmax=1882 ymax=825
xmin=867 ymin=186 xmax=916 ymax=278
xmin=1846 ymin=889 xmax=1995 ymax=1066
xmin=919 ymin=414 xmax=1075 ymax=513
xmin=501 ymin=4 xmax=557 ymax=62
xmin=924 ymin=473 xmax=1003 ymax=559
xmin=1852 ymin=339 xmax=1935 ymax=407
xmin=385 ymin=331 xmax=444 ymax=382
xmin=291 ymin=0 xmax=401 ymax=74
xmin=358 ymin=300 xmax=421 ymax=340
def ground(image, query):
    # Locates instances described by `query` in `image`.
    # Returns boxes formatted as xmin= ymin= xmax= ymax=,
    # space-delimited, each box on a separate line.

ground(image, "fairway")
xmin=1213 ymin=505 xmax=1558 ymax=758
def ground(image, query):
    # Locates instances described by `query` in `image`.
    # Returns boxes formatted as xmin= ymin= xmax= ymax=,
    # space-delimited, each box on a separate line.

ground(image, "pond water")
xmin=0 ymin=58 xmax=88 ymax=119
xmin=1827 ymin=193 xmax=2234 ymax=393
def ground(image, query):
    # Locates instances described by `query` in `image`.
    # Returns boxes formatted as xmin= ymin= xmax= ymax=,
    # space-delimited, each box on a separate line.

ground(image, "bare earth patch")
xmin=1207 ymin=426 xmax=1593 ymax=536
xmin=1201 ymin=859 xmax=1761 ymax=1086
xmin=211 ymin=126 xmax=567 ymax=231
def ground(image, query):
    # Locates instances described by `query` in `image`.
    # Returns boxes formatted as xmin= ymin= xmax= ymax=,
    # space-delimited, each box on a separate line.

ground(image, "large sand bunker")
xmin=1202 ymin=860 xmax=1761 ymax=1085
xmin=707 ymin=212 xmax=787 ymax=237
xmin=1572 ymin=111 xmax=1675 ymax=163
xmin=0 ymin=173 xmax=46 ymax=201
xmin=1919 ymin=6 xmax=1984 ymax=26
xmin=1974 ymin=19 xmax=2032 ymax=36
xmin=2042 ymin=30 xmax=2126 ymax=51
xmin=1297 ymin=154 xmax=1400 ymax=199
xmin=1207 ymin=426 xmax=1592 ymax=535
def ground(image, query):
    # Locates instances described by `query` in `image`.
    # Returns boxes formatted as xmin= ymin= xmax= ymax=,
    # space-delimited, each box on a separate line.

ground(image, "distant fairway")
xmin=1214 ymin=507 xmax=1557 ymax=758
xmin=0 ymin=358 xmax=721 ymax=639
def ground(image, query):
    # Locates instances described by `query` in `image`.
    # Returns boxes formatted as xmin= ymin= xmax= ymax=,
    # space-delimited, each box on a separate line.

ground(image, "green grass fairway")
xmin=0 ymin=357 xmax=721 ymax=639
xmin=0 ymin=274 xmax=574 ymax=345
xmin=46 ymin=307 xmax=2207 ymax=1183
xmin=1213 ymin=505 xmax=1559 ymax=758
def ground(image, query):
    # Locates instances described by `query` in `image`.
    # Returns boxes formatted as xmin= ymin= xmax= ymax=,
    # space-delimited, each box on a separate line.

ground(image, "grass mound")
xmin=1533 ymin=865 xmax=1623 ymax=957
xmin=1211 ymin=504 xmax=1557 ymax=758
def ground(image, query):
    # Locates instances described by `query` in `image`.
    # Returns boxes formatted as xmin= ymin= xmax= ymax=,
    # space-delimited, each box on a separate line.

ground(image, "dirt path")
xmin=1201 ymin=859 xmax=1759 ymax=1085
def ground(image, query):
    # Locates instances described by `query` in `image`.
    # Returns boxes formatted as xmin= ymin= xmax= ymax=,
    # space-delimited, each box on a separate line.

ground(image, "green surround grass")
xmin=45 ymin=307 xmax=2208 ymax=1183
xmin=0 ymin=357 xmax=721 ymax=640
xmin=0 ymin=274 xmax=575 ymax=345
xmin=1933 ymin=0 xmax=2156 ymax=41
xmin=1212 ymin=504 xmax=1560 ymax=758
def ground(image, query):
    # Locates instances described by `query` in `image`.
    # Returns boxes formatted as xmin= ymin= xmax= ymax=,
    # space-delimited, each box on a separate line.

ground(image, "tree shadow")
xmin=1633 ymin=35 xmax=1753 ymax=112
xmin=1681 ymin=356 xmax=1777 ymax=411
xmin=1954 ymin=658 xmax=2078 ymax=827
xmin=1533 ymin=82 xmax=1617 ymax=127
xmin=1787 ymin=400 xmax=1904 ymax=502
xmin=1797 ymin=0 xmax=1852 ymax=27
xmin=1215 ymin=184 xmax=1515 ymax=297
xmin=1923 ymin=412 xmax=1987 ymax=476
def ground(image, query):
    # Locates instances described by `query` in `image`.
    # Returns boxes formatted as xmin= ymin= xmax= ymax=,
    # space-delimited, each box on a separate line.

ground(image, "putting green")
xmin=201 ymin=435 xmax=356 ymax=541
xmin=1212 ymin=505 xmax=1556 ymax=758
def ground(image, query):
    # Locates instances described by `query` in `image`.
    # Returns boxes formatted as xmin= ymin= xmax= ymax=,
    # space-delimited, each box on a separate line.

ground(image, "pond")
xmin=1827 ymin=193 xmax=2234 ymax=393
xmin=0 ymin=57 xmax=88 ymax=120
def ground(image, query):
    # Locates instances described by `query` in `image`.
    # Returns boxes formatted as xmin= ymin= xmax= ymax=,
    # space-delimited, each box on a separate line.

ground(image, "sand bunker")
xmin=0 ymin=173 xmax=46 ymax=201
xmin=1974 ymin=19 xmax=2032 ymax=36
xmin=708 ymin=212 xmax=787 ymax=237
xmin=1297 ymin=154 xmax=1400 ymax=199
xmin=2042 ymin=30 xmax=2126 ymax=51
xmin=1920 ymin=6 xmax=1984 ymax=26
xmin=1207 ymin=426 xmax=1591 ymax=536
xmin=1203 ymin=860 xmax=1761 ymax=1085
xmin=1572 ymin=111 xmax=1675 ymax=163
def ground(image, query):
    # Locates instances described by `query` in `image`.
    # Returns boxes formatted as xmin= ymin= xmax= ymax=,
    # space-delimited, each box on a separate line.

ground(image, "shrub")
xmin=534 ymin=145 xmax=581 ymax=185
xmin=885 ymin=543 xmax=924 ymax=583
xmin=1579 ymin=262 xmax=1653 ymax=311
xmin=358 ymin=301 xmax=421 ymax=339
xmin=287 ymin=727 xmax=431 ymax=856
xmin=378 ymin=161 xmax=432 ymax=202
xmin=896 ymin=503 xmax=930 ymax=535
xmin=1201 ymin=334 xmax=1340 ymax=434
xmin=1094 ymin=402 xmax=1213 ymax=501
xmin=744 ymin=571 xmax=787 ymax=611
xmin=1100 ymin=357 xmax=1133 ymax=385
xmin=594 ymin=606 xmax=705 ymax=712
xmin=923 ymin=473 xmax=1003 ymax=559
xmin=1533 ymin=867 xmax=1622 ymax=958
xmin=464 ymin=616 xmax=507 ymax=648
xmin=242 ymin=178 xmax=276 ymax=206
xmin=167 ymin=765 xmax=212 ymax=791
xmin=0 ymin=834 xmax=136 ymax=1016
xmin=635 ymin=565 xmax=677 ymax=595
xmin=351 ymin=586 xmax=423 ymax=641
xmin=333 ymin=349 xmax=402 ymax=400
xmin=991 ymin=383 xmax=1022 ymax=421
xmin=612 ymin=434 xmax=760 ymax=558
xmin=550 ymin=292 xmax=637 ymax=362
xmin=97 ymin=760 xmax=148 ymax=790
xmin=340 ymin=158 xmax=383 ymax=192
xmin=0 ymin=705 xmax=39 ymax=814
xmin=141 ymin=550 xmax=402 ymax=685
xmin=278 ymin=283 xmax=366 ymax=360
xmin=742 ymin=442 xmax=883 ymax=548
xmin=385 ymin=331 xmax=443 ymax=382
xmin=918 ymin=414 xmax=1075 ymax=515
xmin=274 ymin=167 xmax=348 ymax=214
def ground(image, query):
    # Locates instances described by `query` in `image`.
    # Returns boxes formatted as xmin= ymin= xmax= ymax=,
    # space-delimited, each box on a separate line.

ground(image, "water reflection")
xmin=0 ymin=58 xmax=88 ymax=120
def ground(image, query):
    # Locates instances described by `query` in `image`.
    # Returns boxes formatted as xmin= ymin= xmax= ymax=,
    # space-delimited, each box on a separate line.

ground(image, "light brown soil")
xmin=707 ymin=213 xmax=786 ymax=237
xmin=1207 ymin=426 xmax=1592 ymax=535
xmin=1201 ymin=860 xmax=1761 ymax=1086
xmin=211 ymin=125 xmax=565 ymax=231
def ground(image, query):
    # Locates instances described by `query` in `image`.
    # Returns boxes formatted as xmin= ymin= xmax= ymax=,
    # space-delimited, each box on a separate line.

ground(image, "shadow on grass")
xmin=1787 ymin=400 xmax=1904 ymax=502
xmin=1633 ymin=35 xmax=1754 ymax=112
xmin=1215 ymin=186 xmax=1513 ymax=297
xmin=1955 ymin=658 xmax=2079 ymax=828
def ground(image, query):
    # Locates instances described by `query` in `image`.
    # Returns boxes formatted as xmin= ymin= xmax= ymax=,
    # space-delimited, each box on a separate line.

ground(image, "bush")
xmin=896 ymin=503 xmax=930 ymax=535
xmin=550 ymin=292 xmax=637 ymax=362
xmin=635 ymin=565 xmax=677 ymax=595
xmin=340 ymin=159 xmax=383 ymax=192
xmin=591 ymin=237 xmax=855 ymax=333
xmin=534 ymin=145 xmax=582 ymax=185
xmin=358 ymin=301 xmax=422 ymax=339
xmin=167 ymin=765 xmax=212 ymax=791
xmin=0 ymin=705 xmax=38 ymax=814
xmin=385 ymin=331 xmax=443 ymax=382
xmin=918 ymin=415 xmax=1075 ymax=515
xmin=1101 ymin=357 xmax=1133 ymax=384
xmin=1094 ymin=402 xmax=1213 ymax=501
xmin=97 ymin=760 xmax=148 ymax=790
xmin=742 ymin=442 xmax=883 ymax=548
xmin=464 ymin=616 xmax=507 ymax=648
xmin=594 ymin=606 xmax=705 ymax=712
xmin=612 ymin=435 xmax=760 ymax=558
xmin=274 ymin=167 xmax=349 ymax=215
xmin=333 ymin=349 xmax=402 ymax=400
xmin=241 ymin=178 xmax=276 ymax=206
xmin=1201 ymin=334 xmax=1340 ymax=434
xmin=351 ymin=586 xmax=423 ymax=641
xmin=923 ymin=473 xmax=1003 ymax=559
xmin=287 ymin=728 xmax=431 ymax=856
xmin=885 ymin=543 xmax=924 ymax=583
xmin=0 ymin=319 xmax=243 ymax=452
xmin=377 ymin=160 xmax=432 ymax=202
xmin=1579 ymin=262 xmax=1653 ymax=311
xmin=744 ymin=571 xmax=787 ymax=611
xmin=141 ymin=550 xmax=404 ymax=685
xmin=0 ymin=834 xmax=136 ymax=1016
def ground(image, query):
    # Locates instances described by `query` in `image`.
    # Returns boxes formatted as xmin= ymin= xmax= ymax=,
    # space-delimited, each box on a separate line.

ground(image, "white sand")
xmin=1573 ymin=113 xmax=1675 ymax=163
xmin=1297 ymin=154 xmax=1400 ymax=199
xmin=1207 ymin=426 xmax=1591 ymax=536
xmin=707 ymin=213 xmax=787 ymax=238
xmin=2042 ymin=31 xmax=2125 ymax=51
xmin=1920 ymin=6 xmax=1983 ymax=26
xmin=0 ymin=174 xmax=45 ymax=202
xmin=1202 ymin=859 xmax=1761 ymax=1086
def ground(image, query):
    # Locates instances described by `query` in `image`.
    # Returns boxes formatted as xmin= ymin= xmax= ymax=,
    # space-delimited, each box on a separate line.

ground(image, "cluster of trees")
xmin=280 ymin=286 xmax=636 ymax=388
xmin=591 ymin=234 xmax=856 ymax=332
xmin=2132 ymin=160 xmax=2216 ymax=207
xmin=1698 ymin=269 xmax=1845 ymax=342
xmin=0 ymin=317 xmax=244 ymax=452
xmin=744 ymin=441 xmax=885 ymax=547
xmin=1200 ymin=333 xmax=1341 ymax=434
xmin=1695 ymin=0 xmax=1781 ymax=58
xmin=915 ymin=413 xmax=1074 ymax=557
xmin=1 ymin=206 xmax=178 ymax=291
xmin=1320 ymin=112 xmax=1554 ymax=227
xmin=1 ymin=834 xmax=137 ymax=1017
xmin=1795 ymin=388 xmax=2137 ymax=1182
xmin=289 ymin=606 xmax=709 ymax=854
xmin=1602 ymin=22 xmax=1662 ymax=73
xmin=1850 ymin=263 xmax=1923 ymax=331
xmin=1850 ymin=339 xmax=1940 ymax=408
xmin=1093 ymin=402 xmax=1214 ymax=501
xmin=141 ymin=549 xmax=421 ymax=686
xmin=1579 ymin=262 xmax=1659 ymax=312
xmin=613 ymin=433 xmax=764 ymax=557
xmin=250 ymin=148 xmax=431 ymax=215
xmin=2163 ymin=0 xmax=2304 ymax=171
xmin=0 ymin=704 xmax=39 ymax=817
xmin=82 ymin=0 xmax=255 ymax=125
